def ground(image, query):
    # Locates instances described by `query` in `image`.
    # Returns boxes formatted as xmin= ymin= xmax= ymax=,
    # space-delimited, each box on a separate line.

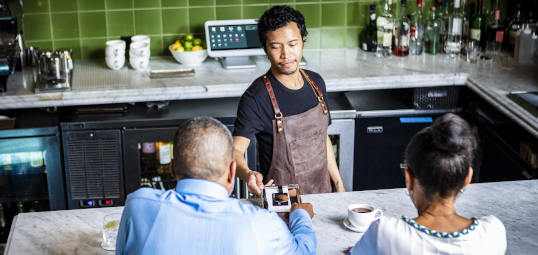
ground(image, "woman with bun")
xmin=349 ymin=114 xmax=507 ymax=254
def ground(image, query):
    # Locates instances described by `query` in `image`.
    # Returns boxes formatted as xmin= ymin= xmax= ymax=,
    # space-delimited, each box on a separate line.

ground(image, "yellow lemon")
xmin=192 ymin=46 xmax=203 ymax=51
xmin=176 ymin=46 xmax=185 ymax=52
xmin=104 ymin=221 xmax=119 ymax=229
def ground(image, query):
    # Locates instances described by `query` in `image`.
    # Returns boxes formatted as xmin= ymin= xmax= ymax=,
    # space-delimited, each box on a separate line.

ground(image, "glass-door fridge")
xmin=123 ymin=121 xmax=256 ymax=199
xmin=0 ymin=109 xmax=66 ymax=251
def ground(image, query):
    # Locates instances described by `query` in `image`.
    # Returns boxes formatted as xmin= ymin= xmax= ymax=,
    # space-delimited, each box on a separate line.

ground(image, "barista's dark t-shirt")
xmin=233 ymin=69 xmax=331 ymax=178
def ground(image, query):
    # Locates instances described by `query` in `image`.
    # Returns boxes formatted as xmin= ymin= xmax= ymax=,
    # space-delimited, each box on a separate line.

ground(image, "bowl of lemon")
xmin=169 ymin=34 xmax=208 ymax=65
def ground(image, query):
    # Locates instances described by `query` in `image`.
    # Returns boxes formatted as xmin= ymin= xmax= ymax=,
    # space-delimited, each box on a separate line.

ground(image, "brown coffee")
xmin=351 ymin=208 xmax=372 ymax=213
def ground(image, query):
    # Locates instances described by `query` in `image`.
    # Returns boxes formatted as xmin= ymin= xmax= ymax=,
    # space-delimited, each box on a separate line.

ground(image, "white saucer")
xmin=343 ymin=218 xmax=369 ymax=233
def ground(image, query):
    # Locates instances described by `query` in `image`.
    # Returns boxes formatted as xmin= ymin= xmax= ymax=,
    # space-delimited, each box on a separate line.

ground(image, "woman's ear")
xmin=463 ymin=167 xmax=473 ymax=188
xmin=404 ymin=169 xmax=414 ymax=192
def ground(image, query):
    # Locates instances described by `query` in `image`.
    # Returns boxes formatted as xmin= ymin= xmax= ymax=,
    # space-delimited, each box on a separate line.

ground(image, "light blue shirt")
xmin=115 ymin=178 xmax=316 ymax=255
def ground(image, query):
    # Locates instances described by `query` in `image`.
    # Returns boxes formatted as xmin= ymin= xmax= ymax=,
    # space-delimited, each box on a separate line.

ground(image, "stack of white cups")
xmin=129 ymin=35 xmax=150 ymax=71
xmin=105 ymin=40 xmax=126 ymax=70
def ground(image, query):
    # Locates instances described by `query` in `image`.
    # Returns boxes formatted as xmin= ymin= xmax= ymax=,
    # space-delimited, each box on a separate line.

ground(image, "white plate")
xmin=343 ymin=218 xmax=369 ymax=233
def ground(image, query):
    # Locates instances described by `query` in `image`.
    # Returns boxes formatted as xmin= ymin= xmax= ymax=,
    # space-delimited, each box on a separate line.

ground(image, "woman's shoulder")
xmin=476 ymin=215 xmax=507 ymax=238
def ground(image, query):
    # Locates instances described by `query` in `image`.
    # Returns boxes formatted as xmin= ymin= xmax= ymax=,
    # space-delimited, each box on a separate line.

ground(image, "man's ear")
xmin=228 ymin=161 xmax=237 ymax=184
xmin=170 ymin=160 xmax=176 ymax=180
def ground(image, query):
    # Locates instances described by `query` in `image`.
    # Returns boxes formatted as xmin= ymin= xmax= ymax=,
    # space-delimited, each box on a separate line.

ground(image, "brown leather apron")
xmin=262 ymin=69 xmax=332 ymax=194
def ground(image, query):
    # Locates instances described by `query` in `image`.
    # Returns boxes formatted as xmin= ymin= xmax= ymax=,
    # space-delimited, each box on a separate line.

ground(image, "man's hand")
xmin=291 ymin=203 xmax=314 ymax=219
xmin=246 ymin=170 xmax=274 ymax=196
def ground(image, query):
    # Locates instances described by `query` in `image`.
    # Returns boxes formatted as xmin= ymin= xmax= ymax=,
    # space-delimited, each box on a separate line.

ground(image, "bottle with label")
xmin=470 ymin=0 xmax=486 ymax=48
xmin=461 ymin=0 xmax=470 ymax=45
xmin=425 ymin=7 xmax=441 ymax=55
xmin=446 ymin=0 xmax=464 ymax=57
xmin=360 ymin=4 xmax=378 ymax=52
xmin=140 ymin=142 xmax=157 ymax=182
xmin=155 ymin=142 xmax=171 ymax=175
xmin=393 ymin=0 xmax=410 ymax=57
xmin=439 ymin=0 xmax=451 ymax=53
xmin=485 ymin=0 xmax=504 ymax=50
xmin=505 ymin=4 xmax=523 ymax=51
xmin=376 ymin=0 xmax=393 ymax=57
xmin=410 ymin=0 xmax=425 ymax=55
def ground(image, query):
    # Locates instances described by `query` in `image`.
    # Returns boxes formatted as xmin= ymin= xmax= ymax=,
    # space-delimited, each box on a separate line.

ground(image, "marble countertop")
xmin=1 ymin=49 xmax=538 ymax=138
xmin=5 ymin=180 xmax=538 ymax=255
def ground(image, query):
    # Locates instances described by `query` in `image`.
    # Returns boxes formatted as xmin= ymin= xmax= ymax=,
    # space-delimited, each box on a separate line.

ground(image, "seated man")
xmin=115 ymin=117 xmax=316 ymax=255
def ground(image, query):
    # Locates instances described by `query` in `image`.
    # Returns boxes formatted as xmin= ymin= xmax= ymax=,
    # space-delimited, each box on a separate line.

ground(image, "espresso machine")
xmin=34 ymin=49 xmax=73 ymax=93
xmin=0 ymin=0 xmax=24 ymax=93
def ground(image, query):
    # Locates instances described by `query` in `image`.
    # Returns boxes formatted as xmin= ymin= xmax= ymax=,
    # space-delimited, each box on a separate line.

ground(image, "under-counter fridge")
xmin=0 ymin=109 xmax=66 ymax=250
xmin=345 ymin=88 xmax=463 ymax=191
xmin=60 ymin=98 xmax=257 ymax=210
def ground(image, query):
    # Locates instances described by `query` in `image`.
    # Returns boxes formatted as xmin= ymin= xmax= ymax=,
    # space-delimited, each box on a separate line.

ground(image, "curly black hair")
xmin=257 ymin=5 xmax=308 ymax=52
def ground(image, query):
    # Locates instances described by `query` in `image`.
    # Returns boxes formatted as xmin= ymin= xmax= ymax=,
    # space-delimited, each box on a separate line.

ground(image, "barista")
xmin=233 ymin=5 xmax=346 ymax=195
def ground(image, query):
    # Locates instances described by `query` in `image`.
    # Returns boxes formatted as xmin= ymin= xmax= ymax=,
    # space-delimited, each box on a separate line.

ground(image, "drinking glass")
xmin=485 ymin=41 xmax=502 ymax=60
xmin=465 ymin=41 xmax=481 ymax=64
xmin=101 ymin=213 xmax=122 ymax=251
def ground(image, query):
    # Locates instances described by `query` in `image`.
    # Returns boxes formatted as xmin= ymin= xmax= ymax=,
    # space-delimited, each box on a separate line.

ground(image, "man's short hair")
xmin=257 ymin=5 xmax=308 ymax=53
xmin=172 ymin=117 xmax=233 ymax=182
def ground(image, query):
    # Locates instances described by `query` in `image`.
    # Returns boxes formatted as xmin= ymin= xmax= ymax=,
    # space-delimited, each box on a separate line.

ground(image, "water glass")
xmin=485 ymin=41 xmax=502 ymax=60
xmin=466 ymin=41 xmax=481 ymax=64
xmin=101 ymin=213 xmax=122 ymax=251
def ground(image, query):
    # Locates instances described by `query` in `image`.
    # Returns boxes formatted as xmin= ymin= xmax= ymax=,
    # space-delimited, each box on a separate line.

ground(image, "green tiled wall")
xmin=23 ymin=0 xmax=501 ymax=59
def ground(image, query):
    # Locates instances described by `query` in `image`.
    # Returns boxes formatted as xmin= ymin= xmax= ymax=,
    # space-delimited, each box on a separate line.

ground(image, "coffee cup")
xmin=129 ymin=56 xmax=149 ymax=71
xmin=129 ymin=42 xmax=150 ymax=57
xmin=129 ymin=48 xmax=150 ymax=58
xmin=106 ymin=48 xmax=125 ymax=57
xmin=106 ymin=40 xmax=126 ymax=52
xmin=105 ymin=56 xmax=125 ymax=70
xmin=347 ymin=204 xmax=383 ymax=229
xmin=131 ymin=35 xmax=150 ymax=45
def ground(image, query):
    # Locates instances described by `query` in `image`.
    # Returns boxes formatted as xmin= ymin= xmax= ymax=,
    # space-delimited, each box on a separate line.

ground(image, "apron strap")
xmin=262 ymin=74 xmax=284 ymax=133
xmin=299 ymin=69 xmax=328 ymax=115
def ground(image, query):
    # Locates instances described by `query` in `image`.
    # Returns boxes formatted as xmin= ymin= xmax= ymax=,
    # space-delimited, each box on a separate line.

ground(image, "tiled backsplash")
xmin=22 ymin=0 xmax=496 ymax=59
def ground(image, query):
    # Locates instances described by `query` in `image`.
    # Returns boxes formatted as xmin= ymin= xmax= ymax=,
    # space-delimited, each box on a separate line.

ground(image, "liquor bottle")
xmin=470 ymin=0 xmax=486 ymax=48
xmin=393 ymin=0 xmax=410 ymax=56
xmin=505 ymin=4 xmax=524 ymax=51
xmin=156 ymin=142 xmax=171 ymax=175
xmin=469 ymin=3 xmax=476 ymax=21
xmin=410 ymin=0 xmax=425 ymax=55
xmin=425 ymin=7 xmax=441 ymax=55
xmin=461 ymin=0 xmax=470 ymax=44
xmin=439 ymin=0 xmax=451 ymax=53
xmin=360 ymin=4 xmax=378 ymax=52
xmin=446 ymin=0 xmax=464 ymax=57
xmin=140 ymin=142 xmax=157 ymax=176
xmin=485 ymin=0 xmax=504 ymax=49
xmin=376 ymin=0 xmax=393 ymax=57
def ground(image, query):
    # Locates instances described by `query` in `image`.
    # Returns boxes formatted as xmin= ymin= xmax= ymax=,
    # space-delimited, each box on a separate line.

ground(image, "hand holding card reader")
xmin=262 ymin=184 xmax=301 ymax=212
